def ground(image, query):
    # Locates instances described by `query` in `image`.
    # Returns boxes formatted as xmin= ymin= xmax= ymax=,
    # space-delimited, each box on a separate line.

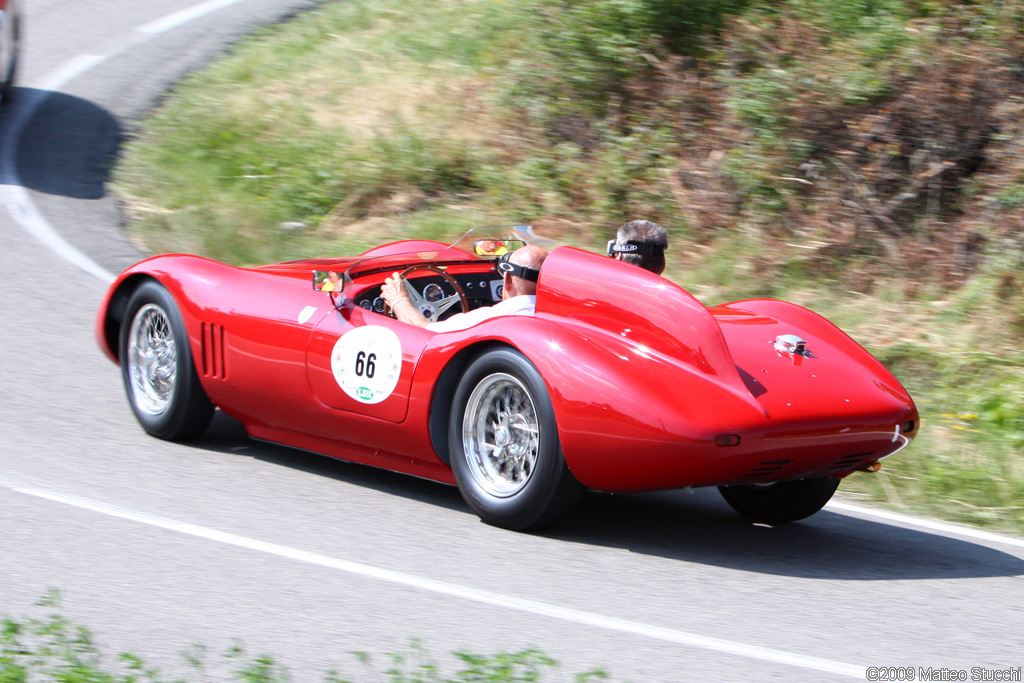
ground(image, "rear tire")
xmin=718 ymin=477 xmax=840 ymax=523
xmin=119 ymin=280 xmax=214 ymax=441
xmin=449 ymin=348 xmax=581 ymax=531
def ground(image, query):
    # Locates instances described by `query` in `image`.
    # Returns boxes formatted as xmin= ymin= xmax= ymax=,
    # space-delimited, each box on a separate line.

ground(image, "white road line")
xmin=35 ymin=54 xmax=107 ymax=92
xmin=0 ymin=0 xmax=259 ymax=283
xmin=16 ymin=486 xmax=865 ymax=680
xmin=827 ymin=499 xmax=1024 ymax=550
xmin=0 ymin=183 xmax=116 ymax=282
xmin=137 ymin=0 xmax=248 ymax=34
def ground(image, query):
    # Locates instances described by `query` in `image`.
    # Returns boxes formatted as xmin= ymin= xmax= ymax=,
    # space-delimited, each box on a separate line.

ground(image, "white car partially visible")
xmin=1 ymin=0 xmax=21 ymax=103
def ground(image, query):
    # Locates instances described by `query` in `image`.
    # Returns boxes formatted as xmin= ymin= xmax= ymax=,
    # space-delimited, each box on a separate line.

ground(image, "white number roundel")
xmin=330 ymin=326 xmax=403 ymax=404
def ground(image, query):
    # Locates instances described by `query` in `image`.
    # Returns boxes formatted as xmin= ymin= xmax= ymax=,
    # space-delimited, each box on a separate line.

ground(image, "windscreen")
xmin=312 ymin=226 xmax=533 ymax=292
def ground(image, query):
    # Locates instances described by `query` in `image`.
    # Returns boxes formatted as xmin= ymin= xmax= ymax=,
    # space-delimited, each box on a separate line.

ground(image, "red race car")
xmin=96 ymin=227 xmax=918 ymax=530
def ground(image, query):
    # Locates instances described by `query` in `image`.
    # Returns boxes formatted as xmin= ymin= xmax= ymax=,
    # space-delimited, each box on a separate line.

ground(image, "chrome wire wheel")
xmin=126 ymin=303 xmax=178 ymax=417
xmin=462 ymin=372 xmax=540 ymax=497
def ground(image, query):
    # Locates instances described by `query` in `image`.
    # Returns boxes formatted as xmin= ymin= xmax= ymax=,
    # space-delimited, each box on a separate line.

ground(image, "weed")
xmin=0 ymin=593 xmax=608 ymax=682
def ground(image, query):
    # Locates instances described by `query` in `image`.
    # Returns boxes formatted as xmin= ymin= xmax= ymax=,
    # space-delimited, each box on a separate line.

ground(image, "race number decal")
xmin=330 ymin=326 xmax=402 ymax=404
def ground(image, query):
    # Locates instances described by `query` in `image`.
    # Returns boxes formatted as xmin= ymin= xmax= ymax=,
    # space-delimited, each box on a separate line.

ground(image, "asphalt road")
xmin=1 ymin=2 xmax=1023 ymax=681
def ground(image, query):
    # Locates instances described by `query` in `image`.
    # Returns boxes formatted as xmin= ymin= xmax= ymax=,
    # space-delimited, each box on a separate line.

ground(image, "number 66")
xmin=355 ymin=351 xmax=376 ymax=378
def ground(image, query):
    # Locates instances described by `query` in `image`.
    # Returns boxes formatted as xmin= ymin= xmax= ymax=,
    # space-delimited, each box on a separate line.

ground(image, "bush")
xmin=1 ymin=592 xmax=610 ymax=683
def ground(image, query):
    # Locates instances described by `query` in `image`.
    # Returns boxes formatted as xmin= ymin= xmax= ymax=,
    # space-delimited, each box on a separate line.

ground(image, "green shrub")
xmin=1 ymin=593 xmax=611 ymax=683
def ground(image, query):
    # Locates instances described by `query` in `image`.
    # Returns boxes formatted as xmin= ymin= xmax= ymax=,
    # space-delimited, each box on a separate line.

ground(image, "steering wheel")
xmin=389 ymin=265 xmax=469 ymax=322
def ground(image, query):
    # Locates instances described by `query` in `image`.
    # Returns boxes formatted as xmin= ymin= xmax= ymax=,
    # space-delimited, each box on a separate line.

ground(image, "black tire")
xmin=718 ymin=476 xmax=840 ymax=523
xmin=119 ymin=280 xmax=214 ymax=441
xmin=449 ymin=348 xmax=582 ymax=531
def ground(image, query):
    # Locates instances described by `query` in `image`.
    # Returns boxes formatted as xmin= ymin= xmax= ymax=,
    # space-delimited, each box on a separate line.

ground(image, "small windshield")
xmin=313 ymin=226 xmax=535 ymax=293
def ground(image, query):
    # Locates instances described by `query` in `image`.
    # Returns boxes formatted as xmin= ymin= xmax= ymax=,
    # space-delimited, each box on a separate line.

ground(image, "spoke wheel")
xmin=462 ymin=373 xmax=539 ymax=497
xmin=127 ymin=304 xmax=178 ymax=417
xmin=449 ymin=348 xmax=581 ymax=531
xmin=119 ymin=281 xmax=214 ymax=441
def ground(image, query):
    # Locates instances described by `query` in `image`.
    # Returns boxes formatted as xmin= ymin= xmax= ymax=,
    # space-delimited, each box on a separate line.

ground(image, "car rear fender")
xmin=422 ymin=339 xmax=510 ymax=466
xmin=535 ymin=247 xmax=743 ymax=385
xmin=412 ymin=316 xmax=768 ymax=488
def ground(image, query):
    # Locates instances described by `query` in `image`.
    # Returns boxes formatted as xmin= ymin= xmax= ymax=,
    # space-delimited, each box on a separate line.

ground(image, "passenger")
xmin=381 ymin=245 xmax=548 ymax=333
xmin=607 ymin=220 xmax=668 ymax=275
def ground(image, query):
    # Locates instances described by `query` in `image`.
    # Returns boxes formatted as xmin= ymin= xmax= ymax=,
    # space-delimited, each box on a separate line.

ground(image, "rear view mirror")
xmin=473 ymin=239 xmax=525 ymax=256
xmin=312 ymin=270 xmax=343 ymax=292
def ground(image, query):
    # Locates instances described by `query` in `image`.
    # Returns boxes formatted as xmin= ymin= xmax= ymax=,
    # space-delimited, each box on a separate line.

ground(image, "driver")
xmin=381 ymin=245 xmax=548 ymax=333
xmin=476 ymin=239 xmax=508 ymax=256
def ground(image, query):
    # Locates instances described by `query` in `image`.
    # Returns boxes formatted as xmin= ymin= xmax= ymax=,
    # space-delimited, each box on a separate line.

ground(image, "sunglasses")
xmin=496 ymin=252 xmax=540 ymax=282
xmin=606 ymin=239 xmax=665 ymax=257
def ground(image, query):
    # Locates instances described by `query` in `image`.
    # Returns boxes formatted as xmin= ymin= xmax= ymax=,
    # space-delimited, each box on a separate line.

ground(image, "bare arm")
xmin=380 ymin=273 xmax=430 ymax=328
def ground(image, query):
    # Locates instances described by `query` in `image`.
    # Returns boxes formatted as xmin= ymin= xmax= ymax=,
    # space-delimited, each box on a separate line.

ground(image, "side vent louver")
xmin=200 ymin=323 xmax=227 ymax=379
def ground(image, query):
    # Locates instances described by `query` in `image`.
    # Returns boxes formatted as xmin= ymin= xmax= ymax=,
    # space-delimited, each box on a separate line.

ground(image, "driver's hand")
xmin=381 ymin=273 xmax=408 ymax=308
xmin=381 ymin=273 xmax=429 ymax=327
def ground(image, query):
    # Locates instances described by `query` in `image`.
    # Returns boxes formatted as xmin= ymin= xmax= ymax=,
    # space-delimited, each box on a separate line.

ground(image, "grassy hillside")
xmin=115 ymin=0 xmax=1024 ymax=533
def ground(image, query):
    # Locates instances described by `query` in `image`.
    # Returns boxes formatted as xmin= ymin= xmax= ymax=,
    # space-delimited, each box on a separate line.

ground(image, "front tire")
xmin=449 ymin=348 xmax=581 ymax=531
xmin=119 ymin=280 xmax=214 ymax=441
xmin=718 ymin=477 xmax=840 ymax=523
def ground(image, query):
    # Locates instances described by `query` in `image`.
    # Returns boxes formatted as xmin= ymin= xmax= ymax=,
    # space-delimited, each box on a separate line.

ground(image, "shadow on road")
xmin=10 ymin=88 xmax=122 ymax=199
xmin=548 ymin=490 xmax=1024 ymax=581
xmin=192 ymin=413 xmax=1024 ymax=583
xmin=194 ymin=411 xmax=468 ymax=514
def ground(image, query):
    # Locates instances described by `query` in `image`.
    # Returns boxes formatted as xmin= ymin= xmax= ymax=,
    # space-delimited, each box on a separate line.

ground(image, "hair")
xmin=614 ymin=220 xmax=668 ymax=275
